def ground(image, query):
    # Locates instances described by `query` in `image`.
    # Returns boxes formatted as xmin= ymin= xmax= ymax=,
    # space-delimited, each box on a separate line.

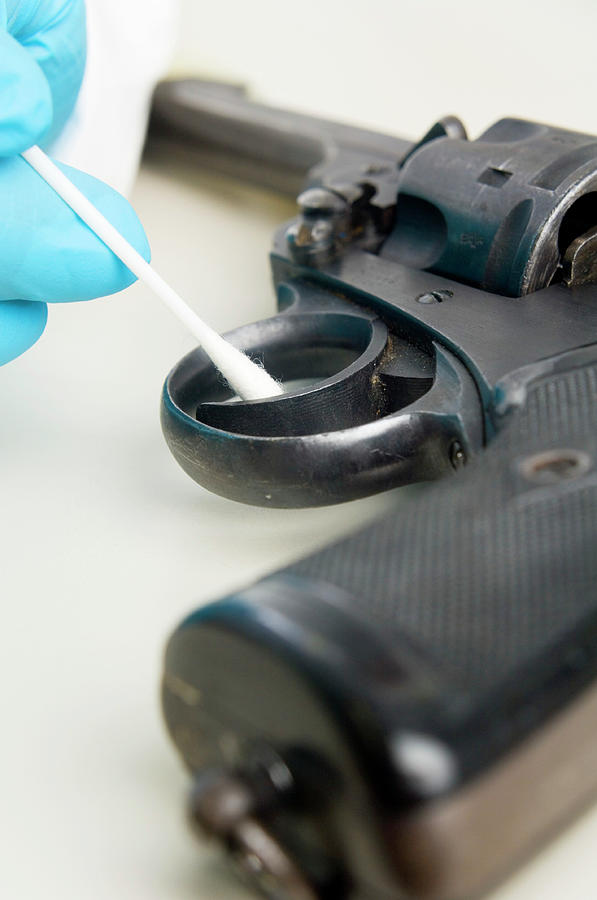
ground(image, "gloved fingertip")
xmin=75 ymin=174 xmax=152 ymax=294
xmin=13 ymin=0 xmax=87 ymax=146
xmin=100 ymin=200 xmax=152 ymax=293
xmin=128 ymin=212 xmax=152 ymax=267
xmin=0 ymin=300 xmax=48 ymax=366
xmin=2 ymin=159 xmax=152 ymax=304
xmin=0 ymin=36 xmax=53 ymax=154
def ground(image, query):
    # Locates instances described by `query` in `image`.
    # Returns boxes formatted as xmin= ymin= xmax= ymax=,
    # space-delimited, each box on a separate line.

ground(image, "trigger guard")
xmin=160 ymin=305 xmax=482 ymax=507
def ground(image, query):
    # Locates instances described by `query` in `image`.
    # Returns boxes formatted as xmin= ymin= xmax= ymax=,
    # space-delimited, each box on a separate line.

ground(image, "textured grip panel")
xmin=287 ymin=352 xmax=597 ymax=687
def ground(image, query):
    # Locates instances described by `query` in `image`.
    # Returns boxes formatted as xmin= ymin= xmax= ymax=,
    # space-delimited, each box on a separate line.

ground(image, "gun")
xmin=149 ymin=81 xmax=597 ymax=899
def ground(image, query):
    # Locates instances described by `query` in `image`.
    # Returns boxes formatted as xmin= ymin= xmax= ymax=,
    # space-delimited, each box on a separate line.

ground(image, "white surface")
xmin=174 ymin=0 xmax=597 ymax=141
xmin=2 ymin=1 xmax=597 ymax=898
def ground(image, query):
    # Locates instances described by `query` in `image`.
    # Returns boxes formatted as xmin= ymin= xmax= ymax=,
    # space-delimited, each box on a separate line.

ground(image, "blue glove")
xmin=0 ymin=0 xmax=150 ymax=366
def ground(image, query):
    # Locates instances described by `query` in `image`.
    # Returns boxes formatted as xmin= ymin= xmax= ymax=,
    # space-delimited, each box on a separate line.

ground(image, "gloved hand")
xmin=0 ymin=0 xmax=150 ymax=366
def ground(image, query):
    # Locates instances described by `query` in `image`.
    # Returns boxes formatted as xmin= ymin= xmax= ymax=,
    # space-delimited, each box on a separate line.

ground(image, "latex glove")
xmin=0 ymin=0 xmax=150 ymax=366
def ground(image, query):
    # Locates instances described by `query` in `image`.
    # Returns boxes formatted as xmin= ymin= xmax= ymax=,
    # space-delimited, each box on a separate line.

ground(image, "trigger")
xmin=562 ymin=225 xmax=597 ymax=288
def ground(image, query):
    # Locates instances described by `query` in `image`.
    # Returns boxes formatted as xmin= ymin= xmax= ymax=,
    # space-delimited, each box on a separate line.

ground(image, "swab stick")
xmin=21 ymin=145 xmax=283 ymax=401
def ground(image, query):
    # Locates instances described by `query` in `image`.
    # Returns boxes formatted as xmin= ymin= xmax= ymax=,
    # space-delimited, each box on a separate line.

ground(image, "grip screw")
xmin=450 ymin=441 xmax=466 ymax=469
xmin=417 ymin=289 xmax=454 ymax=304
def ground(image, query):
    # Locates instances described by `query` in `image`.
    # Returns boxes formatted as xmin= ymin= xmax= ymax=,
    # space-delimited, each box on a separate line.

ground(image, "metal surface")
xmin=229 ymin=819 xmax=319 ymax=900
xmin=563 ymin=224 xmax=597 ymax=287
xmin=189 ymin=770 xmax=319 ymax=900
xmin=162 ymin=260 xmax=597 ymax=504
xmin=162 ymin=288 xmax=482 ymax=506
xmin=153 ymin=84 xmax=597 ymax=506
xmin=151 ymin=81 xmax=597 ymax=900
xmin=149 ymin=80 xmax=411 ymax=198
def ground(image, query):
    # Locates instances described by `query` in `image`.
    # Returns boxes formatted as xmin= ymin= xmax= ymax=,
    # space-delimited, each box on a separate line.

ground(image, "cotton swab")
xmin=21 ymin=145 xmax=283 ymax=402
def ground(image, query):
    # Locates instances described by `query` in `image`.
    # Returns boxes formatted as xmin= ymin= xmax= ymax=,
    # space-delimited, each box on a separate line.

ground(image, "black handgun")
xmin=149 ymin=81 xmax=597 ymax=899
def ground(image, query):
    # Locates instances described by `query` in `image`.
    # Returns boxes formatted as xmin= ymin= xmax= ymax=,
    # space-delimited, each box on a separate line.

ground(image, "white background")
xmin=2 ymin=1 xmax=597 ymax=898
